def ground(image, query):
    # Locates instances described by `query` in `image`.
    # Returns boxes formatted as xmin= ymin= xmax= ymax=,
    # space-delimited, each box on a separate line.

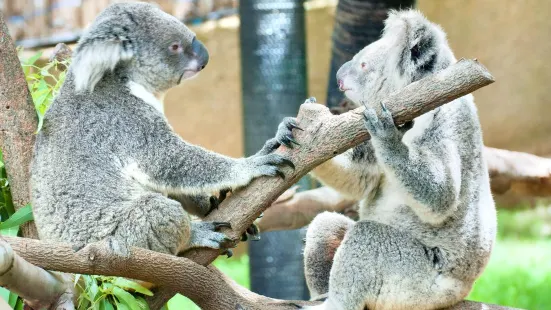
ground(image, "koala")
xmin=280 ymin=10 xmax=497 ymax=310
xmin=29 ymin=2 xmax=293 ymax=258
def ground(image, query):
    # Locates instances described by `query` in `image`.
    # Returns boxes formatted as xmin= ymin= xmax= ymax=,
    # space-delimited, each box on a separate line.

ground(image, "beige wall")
xmin=165 ymin=1 xmax=551 ymax=159
xmin=418 ymin=0 xmax=551 ymax=156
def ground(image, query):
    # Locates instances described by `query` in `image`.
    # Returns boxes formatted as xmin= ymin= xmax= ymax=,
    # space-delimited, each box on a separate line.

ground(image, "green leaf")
xmin=0 ymin=226 xmax=19 ymax=237
xmin=112 ymin=278 xmax=153 ymax=296
xmin=0 ymin=205 xmax=33 ymax=230
xmin=99 ymin=297 xmax=115 ymax=310
xmin=0 ymin=287 xmax=10 ymax=304
xmin=112 ymin=287 xmax=141 ymax=310
xmin=14 ymin=298 xmax=24 ymax=310
xmin=26 ymin=52 xmax=43 ymax=67
xmin=114 ymin=299 xmax=130 ymax=310
xmin=135 ymin=296 xmax=150 ymax=310
xmin=8 ymin=292 xmax=18 ymax=307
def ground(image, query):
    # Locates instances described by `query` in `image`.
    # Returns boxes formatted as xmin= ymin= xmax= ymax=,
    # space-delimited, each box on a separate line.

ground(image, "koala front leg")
xmin=363 ymin=104 xmax=461 ymax=224
xmin=137 ymin=132 xmax=295 ymax=197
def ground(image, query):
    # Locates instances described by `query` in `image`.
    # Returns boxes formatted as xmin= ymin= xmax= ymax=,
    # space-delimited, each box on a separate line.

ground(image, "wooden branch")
xmin=485 ymin=147 xmax=551 ymax=196
xmin=0 ymin=241 xmax=75 ymax=309
xmin=147 ymin=58 xmax=495 ymax=307
xmin=0 ymin=12 xmax=39 ymax=239
xmin=3 ymin=236 xmax=315 ymax=310
xmin=257 ymin=186 xmax=357 ymax=233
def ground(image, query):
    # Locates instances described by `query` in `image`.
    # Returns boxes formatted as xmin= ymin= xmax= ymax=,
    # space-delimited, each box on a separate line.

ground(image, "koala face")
xmin=336 ymin=10 xmax=455 ymax=106
xmin=72 ymin=2 xmax=209 ymax=93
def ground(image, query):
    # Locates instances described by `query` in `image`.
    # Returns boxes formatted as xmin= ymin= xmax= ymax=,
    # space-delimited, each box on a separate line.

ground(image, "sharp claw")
xmin=289 ymin=124 xmax=304 ymax=131
xmin=213 ymin=222 xmax=232 ymax=230
xmin=258 ymin=212 xmax=264 ymax=219
xmin=380 ymin=102 xmax=388 ymax=112
xmin=281 ymin=158 xmax=295 ymax=170
xmin=289 ymin=138 xmax=301 ymax=146
xmin=224 ymin=249 xmax=233 ymax=258
xmin=275 ymin=170 xmax=286 ymax=180
xmin=241 ymin=233 xmax=248 ymax=242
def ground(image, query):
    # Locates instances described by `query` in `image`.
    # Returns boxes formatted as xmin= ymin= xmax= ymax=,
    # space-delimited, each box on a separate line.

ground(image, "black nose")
xmin=190 ymin=37 xmax=209 ymax=70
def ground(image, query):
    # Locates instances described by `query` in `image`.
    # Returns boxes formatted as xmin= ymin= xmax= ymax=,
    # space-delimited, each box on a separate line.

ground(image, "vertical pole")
xmin=239 ymin=0 xmax=310 ymax=300
xmin=326 ymin=0 xmax=416 ymax=108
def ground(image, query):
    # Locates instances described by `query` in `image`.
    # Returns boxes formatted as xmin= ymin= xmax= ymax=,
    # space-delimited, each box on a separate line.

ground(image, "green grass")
xmin=168 ymin=207 xmax=551 ymax=310
xmin=467 ymin=239 xmax=551 ymax=309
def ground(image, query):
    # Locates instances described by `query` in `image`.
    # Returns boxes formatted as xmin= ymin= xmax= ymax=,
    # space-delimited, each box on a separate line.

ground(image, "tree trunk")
xmin=0 ymin=12 xmax=39 ymax=239
xmin=239 ymin=0 xmax=310 ymax=300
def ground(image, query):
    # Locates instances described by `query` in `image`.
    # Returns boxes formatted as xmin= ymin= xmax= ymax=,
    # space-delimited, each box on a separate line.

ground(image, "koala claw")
xmin=276 ymin=117 xmax=303 ymax=149
xmin=223 ymin=249 xmax=234 ymax=258
xmin=241 ymin=223 xmax=261 ymax=242
xmin=213 ymin=221 xmax=232 ymax=230
xmin=252 ymin=153 xmax=295 ymax=180
xmin=304 ymin=96 xmax=317 ymax=104
xmin=204 ymin=188 xmax=233 ymax=217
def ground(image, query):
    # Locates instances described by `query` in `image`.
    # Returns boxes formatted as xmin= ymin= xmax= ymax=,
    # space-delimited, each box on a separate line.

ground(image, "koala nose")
xmin=190 ymin=38 xmax=209 ymax=70
xmin=337 ymin=79 xmax=344 ymax=91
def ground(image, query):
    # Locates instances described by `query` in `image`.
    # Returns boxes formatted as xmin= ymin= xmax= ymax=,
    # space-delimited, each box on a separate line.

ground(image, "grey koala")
xmin=279 ymin=10 xmax=497 ymax=310
xmin=30 ymin=2 xmax=293 ymax=258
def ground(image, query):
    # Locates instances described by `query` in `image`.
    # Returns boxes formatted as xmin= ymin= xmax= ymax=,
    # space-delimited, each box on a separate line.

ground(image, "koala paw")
xmin=303 ymin=96 xmax=317 ymax=104
xmin=275 ymin=117 xmax=303 ymax=149
xmin=249 ymin=153 xmax=295 ymax=180
xmin=363 ymin=102 xmax=401 ymax=142
xmin=190 ymin=221 xmax=234 ymax=256
xmin=241 ymin=222 xmax=261 ymax=242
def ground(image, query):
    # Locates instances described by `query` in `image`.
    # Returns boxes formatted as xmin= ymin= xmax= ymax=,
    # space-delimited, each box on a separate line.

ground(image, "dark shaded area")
xmin=239 ymin=0 xmax=310 ymax=300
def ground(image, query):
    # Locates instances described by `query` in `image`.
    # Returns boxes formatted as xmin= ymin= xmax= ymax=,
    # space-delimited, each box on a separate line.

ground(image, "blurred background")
xmin=1 ymin=0 xmax=550 ymax=309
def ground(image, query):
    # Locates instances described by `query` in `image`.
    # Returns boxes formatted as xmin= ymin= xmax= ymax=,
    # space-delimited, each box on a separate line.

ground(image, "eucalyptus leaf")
xmin=26 ymin=52 xmax=43 ymax=66
xmin=0 ymin=205 xmax=33 ymax=230
xmin=99 ymin=297 xmax=115 ymax=310
xmin=113 ymin=287 xmax=141 ymax=310
xmin=112 ymin=278 xmax=153 ymax=296
xmin=135 ymin=296 xmax=150 ymax=310
xmin=8 ymin=292 xmax=18 ymax=307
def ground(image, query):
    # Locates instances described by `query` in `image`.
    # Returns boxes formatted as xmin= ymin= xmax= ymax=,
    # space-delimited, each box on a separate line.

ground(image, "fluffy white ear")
xmin=72 ymin=38 xmax=134 ymax=93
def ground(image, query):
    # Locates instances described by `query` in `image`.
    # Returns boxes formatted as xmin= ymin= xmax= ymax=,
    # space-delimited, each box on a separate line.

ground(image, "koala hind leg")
xmin=323 ymin=221 xmax=470 ymax=310
xmin=304 ymin=212 xmax=355 ymax=301
xmin=108 ymin=193 xmax=191 ymax=257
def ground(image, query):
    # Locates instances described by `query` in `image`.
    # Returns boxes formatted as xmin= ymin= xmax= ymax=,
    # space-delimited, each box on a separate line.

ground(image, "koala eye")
xmin=169 ymin=42 xmax=183 ymax=54
xmin=361 ymin=62 xmax=367 ymax=69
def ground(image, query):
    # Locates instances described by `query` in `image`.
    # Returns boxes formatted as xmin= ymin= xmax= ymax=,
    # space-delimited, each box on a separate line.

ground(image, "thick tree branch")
xmin=257 ymin=186 xmax=357 ymax=233
xmin=0 ymin=12 xmax=39 ymax=240
xmin=485 ymin=147 xmax=551 ymax=196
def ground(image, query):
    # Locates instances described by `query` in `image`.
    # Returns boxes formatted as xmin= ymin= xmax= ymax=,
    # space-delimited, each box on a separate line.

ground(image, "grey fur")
xmin=30 ymin=2 xmax=292 ymax=258
xmin=300 ymin=10 xmax=497 ymax=310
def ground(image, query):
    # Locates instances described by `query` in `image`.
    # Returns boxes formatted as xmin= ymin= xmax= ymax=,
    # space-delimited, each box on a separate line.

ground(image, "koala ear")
xmin=408 ymin=26 xmax=437 ymax=72
xmin=72 ymin=30 xmax=134 ymax=93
